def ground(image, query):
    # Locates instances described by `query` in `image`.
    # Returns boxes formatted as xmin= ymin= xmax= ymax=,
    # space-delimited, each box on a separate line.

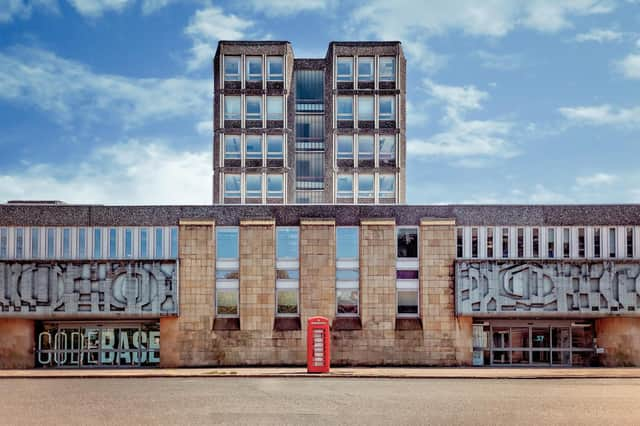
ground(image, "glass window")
xmin=0 ymin=228 xmax=6 ymax=259
xmin=276 ymin=227 xmax=299 ymax=260
xmin=246 ymin=174 xmax=262 ymax=198
xmin=245 ymin=135 xmax=262 ymax=159
xmin=93 ymin=228 xmax=101 ymax=259
xmin=267 ymin=96 xmax=283 ymax=120
xmin=627 ymin=227 xmax=634 ymax=258
xmin=62 ymin=228 xmax=71 ymax=258
xmin=379 ymin=136 xmax=396 ymax=162
xmin=267 ymin=56 xmax=283 ymax=81
xmin=357 ymin=136 xmax=374 ymax=161
xmin=246 ymin=96 xmax=262 ymax=120
xmin=548 ymin=228 xmax=555 ymax=258
xmin=246 ymin=56 xmax=262 ymax=81
xmin=337 ymin=174 xmax=353 ymax=198
xmin=594 ymin=228 xmax=601 ymax=258
xmin=563 ymin=228 xmax=570 ymax=258
xmin=378 ymin=174 xmax=395 ymax=199
xmin=216 ymin=285 xmax=239 ymax=317
xmin=77 ymin=228 xmax=86 ymax=259
xmin=216 ymin=228 xmax=239 ymax=260
xmin=170 ymin=227 xmax=178 ymax=258
xmin=155 ymin=228 xmax=163 ymax=258
xmin=502 ymin=228 xmax=509 ymax=258
xmin=532 ymin=228 xmax=540 ymax=258
xmin=224 ymin=174 xmax=241 ymax=198
xmin=337 ymin=286 xmax=359 ymax=315
xmin=224 ymin=96 xmax=241 ymax=120
xmin=609 ymin=228 xmax=616 ymax=258
xmin=379 ymin=57 xmax=396 ymax=81
xmin=337 ymin=96 xmax=353 ymax=120
xmin=276 ymin=287 xmax=299 ymax=315
xmin=397 ymin=287 xmax=419 ymax=315
xmin=125 ymin=228 xmax=133 ymax=258
xmin=357 ymin=174 xmax=374 ymax=198
xmin=578 ymin=228 xmax=585 ymax=258
xmin=517 ymin=228 xmax=524 ymax=258
xmin=267 ymin=174 xmax=283 ymax=198
xmin=108 ymin=228 xmax=117 ymax=258
xmin=337 ymin=227 xmax=358 ymax=259
xmin=31 ymin=227 xmax=39 ymax=258
xmin=358 ymin=57 xmax=373 ymax=81
xmin=224 ymin=56 xmax=240 ymax=81
xmin=472 ymin=228 xmax=479 ymax=258
xmin=15 ymin=228 xmax=24 ymax=259
xmin=46 ymin=228 xmax=55 ymax=258
xmin=224 ymin=135 xmax=241 ymax=160
xmin=358 ymin=96 xmax=374 ymax=120
xmin=397 ymin=227 xmax=418 ymax=258
xmin=267 ymin=135 xmax=284 ymax=159
xmin=379 ymin=96 xmax=395 ymax=120
xmin=337 ymin=136 xmax=353 ymax=160
xmin=456 ymin=228 xmax=463 ymax=258
xmin=337 ymin=57 xmax=353 ymax=81
xmin=487 ymin=227 xmax=494 ymax=258
xmin=140 ymin=228 xmax=149 ymax=258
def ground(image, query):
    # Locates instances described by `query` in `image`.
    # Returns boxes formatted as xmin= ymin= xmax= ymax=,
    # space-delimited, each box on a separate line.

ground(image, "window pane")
xmin=487 ymin=227 xmax=494 ymax=258
xmin=246 ymin=96 xmax=262 ymax=120
xmin=358 ymin=96 xmax=374 ymax=120
xmin=125 ymin=228 xmax=133 ymax=258
xmin=216 ymin=228 xmax=239 ymax=260
xmin=155 ymin=228 xmax=163 ymax=258
xmin=563 ymin=228 xmax=570 ymax=258
xmin=140 ymin=228 xmax=148 ymax=258
xmin=397 ymin=270 xmax=419 ymax=279
xmin=397 ymin=290 xmax=418 ymax=315
xmin=456 ymin=228 xmax=463 ymax=258
xmin=62 ymin=228 xmax=71 ymax=258
xmin=548 ymin=228 xmax=555 ymax=258
xmin=337 ymin=97 xmax=353 ymax=120
xmin=246 ymin=57 xmax=262 ymax=81
xmin=267 ymin=96 xmax=283 ymax=120
xmin=267 ymin=174 xmax=283 ymax=197
xmin=337 ymin=58 xmax=353 ymax=81
xmin=246 ymin=175 xmax=262 ymax=198
xmin=357 ymin=57 xmax=373 ymax=81
xmin=77 ymin=228 xmax=85 ymax=259
xmin=93 ymin=228 xmax=101 ymax=259
xmin=336 ymin=269 xmax=359 ymax=280
xmin=337 ymin=289 xmax=359 ymax=315
xmin=594 ymin=228 xmax=601 ymax=258
xmin=358 ymin=174 xmax=373 ymax=198
xmin=397 ymin=227 xmax=418 ymax=258
xmin=267 ymin=56 xmax=283 ymax=81
xmin=337 ymin=175 xmax=353 ymax=197
xmin=379 ymin=97 xmax=395 ymax=120
xmin=471 ymin=228 xmax=478 ymax=258
xmin=0 ymin=228 xmax=6 ymax=259
xmin=15 ymin=228 xmax=24 ymax=259
xmin=379 ymin=57 xmax=396 ymax=81
xmin=379 ymin=174 xmax=395 ymax=198
xmin=517 ymin=228 xmax=524 ymax=258
xmin=379 ymin=136 xmax=395 ymax=160
xmin=609 ymin=228 xmax=616 ymax=258
xmin=277 ymin=289 xmax=298 ymax=314
xmin=502 ymin=228 xmax=509 ymax=258
xmin=277 ymin=228 xmax=299 ymax=260
xmin=224 ymin=174 xmax=241 ymax=197
xmin=336 ymin=227 xmax=359 ymax=259
xmin=170 ymin=227 xmax=178 ymax=258
xmin=627 ymin=227 xmax=634 ymax=258
xmin=358 ymin=136 xmax=373 ymax=160
xmin=267 ymin=135 xmax=284 ymax=159
xmin=276 ymin=269 xmax=300 ymax=280
xmin=224 ymin=96 xmax=240 ymax=120
xmin=46 ymin=228 xmax=55 ymax=258
xmin=217 ymin=290 xmax=239 ymax=316
xmin=224 ymin=56 xmax=240 ymax=81
xmin=245 ymin=135 xmax=262 ymax=159
xmin=224 ymin=135 xmax=241 ymax=159
xmin=578 ymin=228 xmax=585 ymax=258
xmin=109 ymin=228 xmax=117 ymax=258
xmin=337 ymin=136 xmax=353 ymax=159
xmin=532 ymin=228 xmax=540 ymax=258
xmin=31 ymin=227 xmax=39 ymax=258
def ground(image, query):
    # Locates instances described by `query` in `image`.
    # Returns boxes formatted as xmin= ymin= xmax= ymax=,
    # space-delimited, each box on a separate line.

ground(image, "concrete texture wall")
xmin=0 ymin=319 xmax=34 ymax=369
xmin=596 ymin=317 xmax=640 ymax=366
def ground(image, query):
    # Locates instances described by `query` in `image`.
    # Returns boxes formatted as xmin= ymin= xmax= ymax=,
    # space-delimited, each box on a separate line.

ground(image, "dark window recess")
xmin=471 ymin=228 xmax=478 ymax=258
xmin=457 ymin=228 xmax=463 ymax=258
xmin=295 ymin=152 xmax=324 ymax=190
xmin=532 ymin=228 xmax=540 ymax=258
xmin=396 ymin=270 xmax=419 ymax=279
xmin=273 ymin=317 xmax=301 ymax=331
xmin=397 ymin=228 xmax=418 ymax=258
xmin=395 ymin=318 xmax=422 ymax=331
xmin=295 ymin=70 xmax=324 ymax=112
xmin=213 ymin=318 xmax=240 ymax=331
xmin=332 ymin=317 xmax=362 ymax=331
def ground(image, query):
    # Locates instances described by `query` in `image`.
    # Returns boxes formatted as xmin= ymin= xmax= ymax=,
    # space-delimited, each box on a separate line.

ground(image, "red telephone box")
xmin=307 ymin=316 xmax=330 ymax=373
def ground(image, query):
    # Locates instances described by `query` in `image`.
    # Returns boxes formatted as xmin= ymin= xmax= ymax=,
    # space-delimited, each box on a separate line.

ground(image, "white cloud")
xmin=0 ymin=0 xmax=57 ymax=23
xmin=195 ymin=119 xmax=211 ymax=135
xmin=0 ymin=139 xmax=211 ymax=204
xmin=574 ymin=28 xmax=624 ymax=42
xmin=425 ymin=79 xmax=488 ymax=116
xmin=558 ymin=104 xmax=640 ymax=127
xmin=244 ymin=0 xmax=332 ymax=17
xmin=67 ymin=0 xmax=133 ymax=17
xmin=616 ymin=53 xmax=640 ymax=79
xmin=575 ymin=173 xmax=618 ymax=187
xmin=473 ymin=50 xmax=522 ymax=71
xmin=184 ymin=6 xmax=254 ymax=71
xmin=0 ymin=46 xmax=210 ymax=128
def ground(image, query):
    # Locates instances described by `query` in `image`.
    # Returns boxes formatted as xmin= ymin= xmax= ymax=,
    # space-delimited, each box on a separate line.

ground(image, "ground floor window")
xmin=472 ymin=320 xmax=596 ymax=367
xmin=36 ymin=322 xmax=159 ymax=368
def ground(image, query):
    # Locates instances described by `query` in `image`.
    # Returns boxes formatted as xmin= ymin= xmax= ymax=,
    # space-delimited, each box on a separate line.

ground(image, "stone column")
xmin=160 ymin=219 xmax=215 ymax=367
xmin=421 ymin=218 xmax=472 ymax=366
xmin=0 ymin=319 xmax=34 ymax=369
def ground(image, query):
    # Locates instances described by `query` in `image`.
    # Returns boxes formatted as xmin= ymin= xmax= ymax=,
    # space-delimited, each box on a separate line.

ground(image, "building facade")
xmin=1 ymin=203 xmax=640 ymax=368
xmin=212 ymin=41 xmax=406 ymax=205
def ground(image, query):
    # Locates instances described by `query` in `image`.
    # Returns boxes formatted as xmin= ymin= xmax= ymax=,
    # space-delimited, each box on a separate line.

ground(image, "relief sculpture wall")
xmin=0 ymin=261 xmax=178 ymax=317
xmin=456 ymin=261 xmax=640 ymax=316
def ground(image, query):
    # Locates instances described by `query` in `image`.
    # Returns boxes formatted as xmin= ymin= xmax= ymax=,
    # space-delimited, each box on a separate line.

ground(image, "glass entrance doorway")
xmin=473 ymin=320 xmax=596 ymax=367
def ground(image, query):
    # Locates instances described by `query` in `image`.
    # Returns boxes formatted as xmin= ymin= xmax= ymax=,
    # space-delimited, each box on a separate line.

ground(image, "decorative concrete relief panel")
xmin=0 ymin=261 xmax=178 ymax=317
xmin=456 ymin=261 xmax=640 ymax=316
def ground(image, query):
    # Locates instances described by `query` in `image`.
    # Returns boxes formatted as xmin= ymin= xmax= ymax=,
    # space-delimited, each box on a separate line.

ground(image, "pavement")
xmin=2 ymin=366 xmax=640 ymax=379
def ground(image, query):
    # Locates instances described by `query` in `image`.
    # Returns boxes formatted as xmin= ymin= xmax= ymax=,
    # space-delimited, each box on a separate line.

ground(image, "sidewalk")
xmin=2 ymin=367 xmax=640 ymax=379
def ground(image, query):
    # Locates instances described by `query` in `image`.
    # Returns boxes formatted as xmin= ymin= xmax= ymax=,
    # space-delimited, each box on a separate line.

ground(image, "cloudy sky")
xmin=0 ymin=0 xmax=639 ymax=205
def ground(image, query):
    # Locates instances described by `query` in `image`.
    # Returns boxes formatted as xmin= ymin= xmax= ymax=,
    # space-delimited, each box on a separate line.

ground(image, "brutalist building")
xmin=1 ymin=41 xmax=639 ymax=369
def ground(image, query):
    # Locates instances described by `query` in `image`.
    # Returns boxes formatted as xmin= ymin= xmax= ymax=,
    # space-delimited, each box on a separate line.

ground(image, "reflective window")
xmin=531 ymin=228 xmax=540 ymax=258
xmin=246 ymin=96 xmax=262 ymax=120
xmin=216 ymin=227 xmax=239 ymax=260
xmin=295 ymin=70 xmax=324 ymax=110
xmin=397 ymin=287 xmax=419 ymax=316
xmin=267 ymin=135 xmax=284 ymax=159
xmin=609 ymin=228 xmax=616 ymax=258
xmin=246 ymin=56 xmax=262 ymax=81
xmin=125 ymin=228 xmax=133 ymax=258
xmin=108 ymin=228 xmax=117 ymax=258
xmin=223 ymin=96 xmax=241 ymax=120
xmin=337 ymin=136 xmax=353 ymax=160
xmin=358 ymin=96 xmax=374 ymax=120
xmin=224 ymin=174 xmax=241 ymax=198
xmin=62 ymin=228 xmax=71 ymax=258
xmin=0 ymin=228 xmax=6 ymax=259
xmin=517 ymin=228 xmax=524 ymax=258
xmin=140 ymin=228 xmax=149 ymax=258
xmin=472 ymin=228 xmax=479 ymax=258
xmin=170 ymin=227 xmax=178 ymax=258
xmin=337 ymin=57 xmax=353 ymax=81
xmin=266 ymin=96 xmax=283 ymax=120
xmin=502 ymin=228 xmax=509 ymax=258
xmin=357 ymin=136 xmax=374 ymax=161
xmin=93 ymin=228 xmax=101 ymax=259
xmin=357 ymin=57 xmax=373 ymax=81
xmin=456 ymin=228 xmax=463 ymax=258
xmin=46 ymin=228 xmax=55 ymax=258
xmin=276 ymin=227 xmax=299 ymax=260
xmin=337 ymin=96 xmax=353 ymax=120
xmin=267 ymin=174 xmax=283 ymax=198
xmin=155 ymin=228 xmax=163 ymax=258
xmin=379 ymin=57 xmax=396 ymax=81
xmin=337 ymin=174 xmax=353 ymax=198
xmin=487 ymin=227 xmax=494 ymax=258
xmin=548 ymin=228 xmax=555 ymax=258
xmin=627 ymin=227 xmax=634 ymax=258
xmin=15 ymin=228 xmax=24 ymax=259
xmin=224 ymin=56 xmax=240 ymax=81
xmin=246 ymin=174 xmax=262 ymax=198
xmin=336 ymin=227 xmax=359 ymax=259
xmin=379 ymin=96 xmax=395 ymax=120
xmin=563 ymin=228 xmax=570 ymax=258
xmin=379 ymin=136 xmax=395 ymax=162
xmin=267 ymin=56 xmax=283 ymax=81
xmin=224 ymin=135 xmax=241 ymax=160
xmin=578 ymin=228 xmax=585 ymax=258
xmin=245 ymin=135 xmax=262 ymax=160
xmin=357 ymin=174 xmax=374 ymax=198
xmin=31 ymin=227 xmax=39 ymax=258
xmin=77 ymin=228 xmax=86 ymax=259
xmin=397 ymin=227 xmax=418 ymax=258
xmin=379 ymin=174 xmax=395 ymax=199
xmin=594 ymin=228 xmax=601 ymax=258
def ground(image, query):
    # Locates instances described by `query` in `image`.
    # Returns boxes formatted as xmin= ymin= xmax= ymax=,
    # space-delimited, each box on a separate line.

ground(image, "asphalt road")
xmin=1 ymin=378 xmax=639 ymax=425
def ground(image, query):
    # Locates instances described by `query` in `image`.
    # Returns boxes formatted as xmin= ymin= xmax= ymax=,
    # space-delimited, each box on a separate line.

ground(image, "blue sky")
xmin=0 ymin=0 xmax=639 ymax=205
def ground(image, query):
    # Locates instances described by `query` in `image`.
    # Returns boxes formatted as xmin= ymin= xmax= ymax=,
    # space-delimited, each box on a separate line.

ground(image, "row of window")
xmin=223 ymin=96 xmax=284 ymax=121
xmin=456 ymin=226 xmax=640 ymax=260
xmin=215 ymin=226 xmax=420 ymax=318
xmin=336 ymin=173 xmax=396 ymax=200
xmin=222 ymin=134 xmax=284 ymax=161
xmin=224 ymin=174 xmax=284 ymax=199
xmin=336 ymin=134 xmax=396 ymax=163
xmin=0 ymin=227 xmax=178 ymax=260
xmin=336 ymin=96 xmax=395 ymax=121
xmin=224 ymin=55 xmax=284 ymax=82
xmin=336 ymin=56 xmax=396 ymax=83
